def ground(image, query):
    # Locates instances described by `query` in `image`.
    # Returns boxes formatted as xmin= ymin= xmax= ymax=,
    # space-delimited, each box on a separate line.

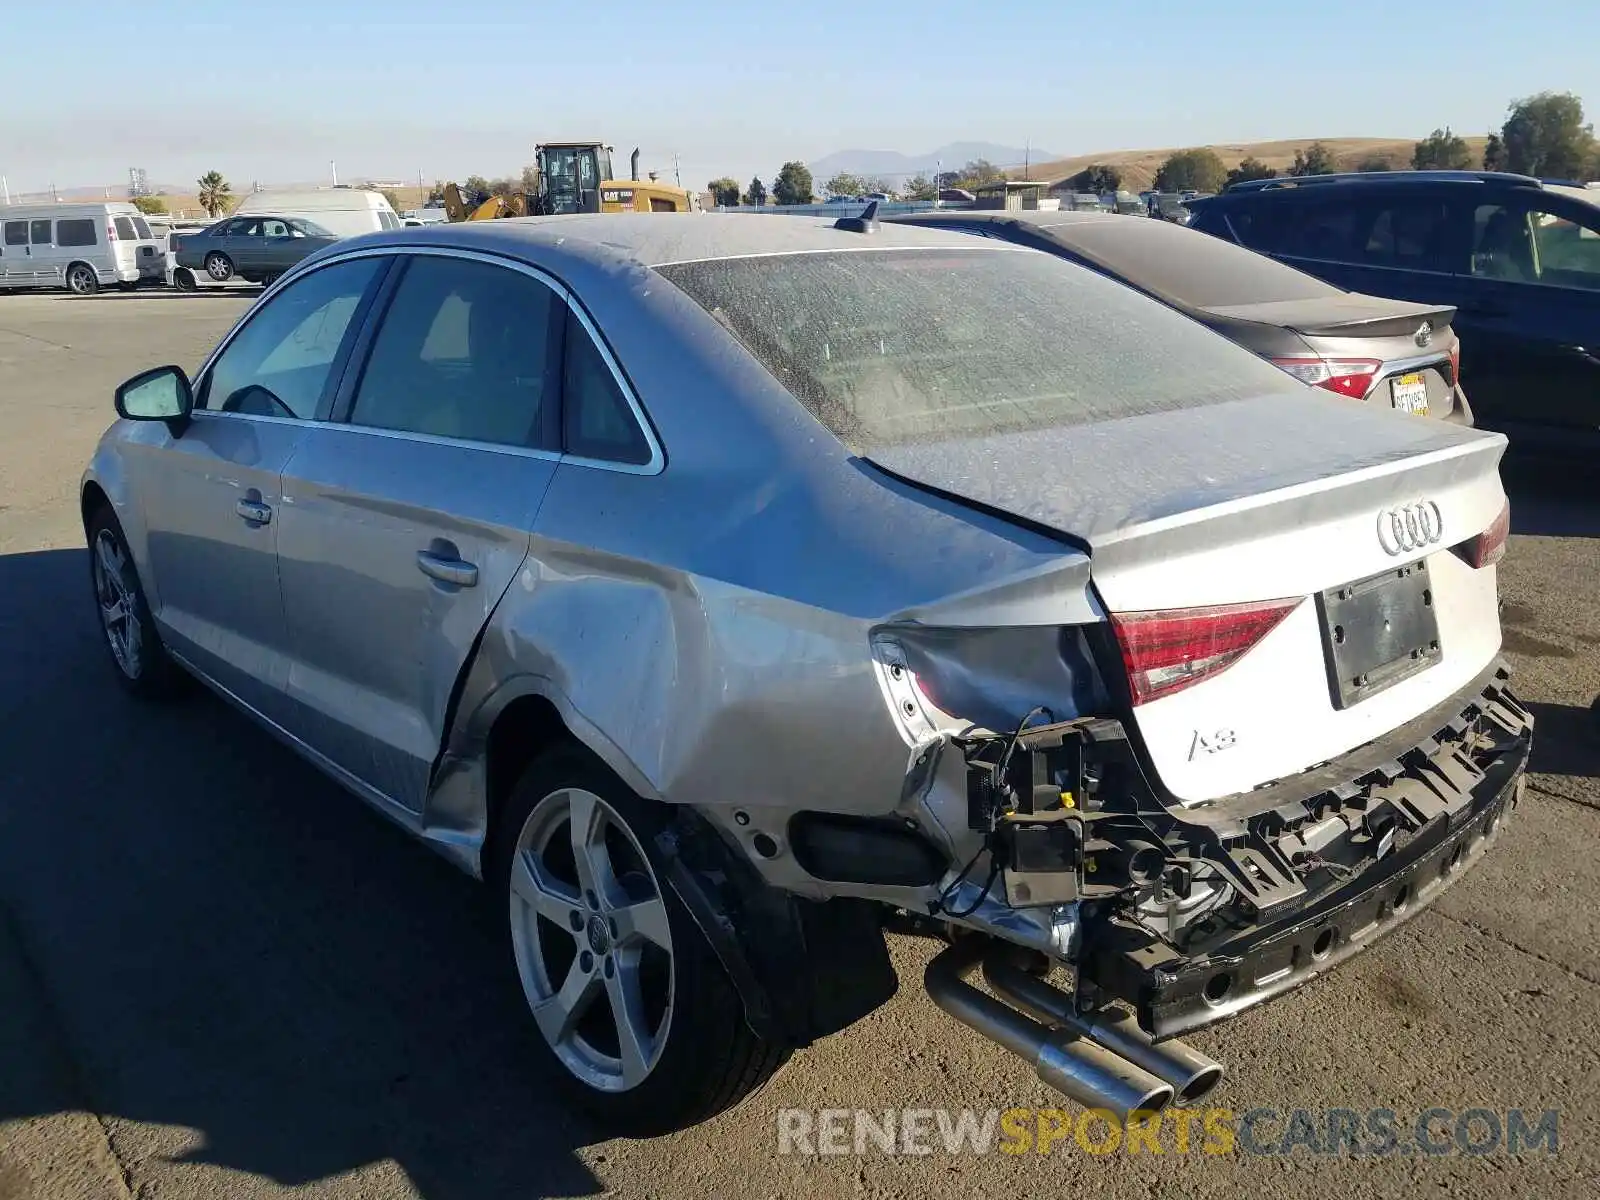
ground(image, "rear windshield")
xmin=132 ymin=216 xmax=153 ymax=239
xmin=1044 ymin=218 xmax=1340 ymax=307
xmin=655 ymin=247 xmax=1291 ymax=451
xmin=114 ymin=216 xmax=137 ymax=240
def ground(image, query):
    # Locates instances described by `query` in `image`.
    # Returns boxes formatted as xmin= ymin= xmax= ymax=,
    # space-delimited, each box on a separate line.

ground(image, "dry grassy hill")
xmin=1010 ymin=136 xmax=1490 ymax=190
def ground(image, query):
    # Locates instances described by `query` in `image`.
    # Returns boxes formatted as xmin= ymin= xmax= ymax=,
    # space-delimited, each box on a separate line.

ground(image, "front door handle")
xmin=416 ymin=548 xmax=478 ymax=587
xmin=235 ymin=498 xmax=272 ymax=524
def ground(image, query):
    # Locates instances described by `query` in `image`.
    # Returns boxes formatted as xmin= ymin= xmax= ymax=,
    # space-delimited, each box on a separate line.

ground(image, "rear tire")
xmin=204 ymin=252 xmax=234 ymax=282
xmin=66 ymin=263 xmax=99 ymax=296
xmin=488 ymin=748 xmax=789 ymax=1134
xmin=87 ymin=506 xmax=186 ymax=699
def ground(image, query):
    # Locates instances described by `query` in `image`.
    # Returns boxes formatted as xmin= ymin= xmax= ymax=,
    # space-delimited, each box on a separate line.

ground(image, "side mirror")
xmin=115 ymin=365 xmax=193 ymax=426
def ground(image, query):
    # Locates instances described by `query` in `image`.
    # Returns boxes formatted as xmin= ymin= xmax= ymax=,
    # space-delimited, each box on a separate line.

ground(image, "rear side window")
xmin=348 ymin=256 xmax=560 ymax=449
xmin=656 ymin=247 xmax=1292 ymax=452
xmin=114 ymin=216 xmax=137 ymax=241
xmin=4 ymin=222 xmax=27 ymax=246
xmin=562 ymin=309 xmax=651 ymax=464
xmin=1271 ymin=202 xmax=1358 ymax=262
xmin=56 ymin=219 xmax=97 ymax=247
xmin=30 ymin=220 xmax=51 ymax=245
xmin=1354 ymin=198 xmax=1454 ymax=272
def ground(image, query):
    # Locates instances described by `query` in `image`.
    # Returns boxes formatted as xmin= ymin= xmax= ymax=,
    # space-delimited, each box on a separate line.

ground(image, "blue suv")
xmin=1186 ymin=172 xmax=1600 ymax=451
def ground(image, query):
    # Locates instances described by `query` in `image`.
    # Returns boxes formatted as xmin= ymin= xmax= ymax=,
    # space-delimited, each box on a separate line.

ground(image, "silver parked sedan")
xmin=83 ymin=214 xmax=1531 ymax=1135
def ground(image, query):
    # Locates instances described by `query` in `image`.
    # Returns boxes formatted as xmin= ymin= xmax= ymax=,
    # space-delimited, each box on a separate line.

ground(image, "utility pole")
xmin=330 ymin=158 xmax=338 ymax=187
xmin=673 ymin=153 xmax=682 ymax=188
xmin=1024 ymin=140 xmax=1031 ymax=181
xmin=1 ymin=175 xmax=9 ymax=205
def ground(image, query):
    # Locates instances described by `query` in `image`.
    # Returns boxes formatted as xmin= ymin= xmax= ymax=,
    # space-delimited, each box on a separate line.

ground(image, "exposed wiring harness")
xmin=934 ymin=706 xmax=1053 ymax=920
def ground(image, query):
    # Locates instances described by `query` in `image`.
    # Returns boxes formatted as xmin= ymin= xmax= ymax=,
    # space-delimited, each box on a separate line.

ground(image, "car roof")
xmin=1216 ymin=170 xmax=1546 ymax=197
xmin=888 ymin=209 xmax=1346 ymax=310
xmin=335 ymin=212 xmax=1010 ymax=268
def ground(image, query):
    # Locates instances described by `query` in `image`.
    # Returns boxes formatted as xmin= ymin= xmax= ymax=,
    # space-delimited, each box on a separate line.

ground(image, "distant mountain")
xmin=809 ymin=142 xmax=1058 ymax=183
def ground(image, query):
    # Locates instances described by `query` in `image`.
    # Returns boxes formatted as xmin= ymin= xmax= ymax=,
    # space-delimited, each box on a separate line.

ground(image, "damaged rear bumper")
xmin=1080 ymin=678 xmax=1532 ymax=1039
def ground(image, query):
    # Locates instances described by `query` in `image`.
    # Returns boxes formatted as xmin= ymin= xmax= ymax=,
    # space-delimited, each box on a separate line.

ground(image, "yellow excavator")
xmin=443 ymin=142 xmax=695 ymax=222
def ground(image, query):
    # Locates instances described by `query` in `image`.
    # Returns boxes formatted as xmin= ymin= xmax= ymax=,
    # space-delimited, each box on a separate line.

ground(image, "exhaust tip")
xmin=1128 ymin=1087 xmax=1177 ymax=1120
xmin=1174 ymin=1063 xmax=1226 ymax=1105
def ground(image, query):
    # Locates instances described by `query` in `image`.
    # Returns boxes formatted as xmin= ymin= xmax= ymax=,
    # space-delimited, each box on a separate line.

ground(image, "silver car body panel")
xmin=82 ymin=215 xmax=1511 ymax=948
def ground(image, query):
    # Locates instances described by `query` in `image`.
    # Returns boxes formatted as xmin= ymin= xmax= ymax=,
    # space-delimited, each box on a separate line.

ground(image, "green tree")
xmin=1225 ymin=156 xmax=1277 ymax=187
xmin=1071 ymin=164 xmax=1123 ymax=193
xmin=708 ymin=177 xmax=742 ymax=207
xmin=130 ymin=195 xmax=167 ymax=215
xmin=380 ymin=189 xmax=404 ymax=213
xmin=1153 ymin=148 xmax=1227 ymax=193
xmin=772 ymin=161 xmax=814 ymax=206
xmin=462 ymin=174 xmax=491 ymax=198
xmin=1287 ymin=141 xmax=1337 ymax=177
xmin=425 ymin=181 xmax=445 ymax=204
xmin=745 ymin=176 xmax=767 ymax=207
xmin=1500 ymin=92 xmax=1596 ymax=178
xmin=1352 ymin=153 xmax=1399 ymax=173
xmin=196 ymin=171 xmax=231 ymax=217
xmin=903 ymin=173 xmax=936 ymax=201
xmin=959 ymin=158 xmax=1004 ymax=186
xmin=1483 ymin=133 xmax=1506 ymax=170
xmin=520 ymin=165 xmax=540 ymax=191
xmin=824 ymin=171 xmax=864 ymax=197
xmin=1412 ymin=127 xmax=1473 ymax=170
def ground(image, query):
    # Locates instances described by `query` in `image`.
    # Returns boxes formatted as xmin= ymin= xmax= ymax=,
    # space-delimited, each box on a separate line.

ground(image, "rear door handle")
xmin=416 ymin=549 xmax=478 ymax=587
xmin=235 ymin=498 xmax=272 ymax=524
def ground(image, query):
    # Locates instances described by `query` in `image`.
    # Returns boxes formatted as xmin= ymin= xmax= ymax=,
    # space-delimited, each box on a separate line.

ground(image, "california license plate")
xmin=1391 ymin=372 xmax=1429 ymax=416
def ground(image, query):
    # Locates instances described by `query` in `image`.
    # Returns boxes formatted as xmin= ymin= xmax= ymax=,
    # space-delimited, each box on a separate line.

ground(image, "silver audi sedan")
xmin=83 ymin=214 xmax=1531 ymax=1135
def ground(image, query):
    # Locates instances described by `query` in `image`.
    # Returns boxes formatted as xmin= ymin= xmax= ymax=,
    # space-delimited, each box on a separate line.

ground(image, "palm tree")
xmin=197 ymin=171 xmax=231 ymax=217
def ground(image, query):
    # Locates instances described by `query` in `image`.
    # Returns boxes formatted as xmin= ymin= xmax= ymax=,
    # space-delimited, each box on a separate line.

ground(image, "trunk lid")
xmin=868 ymin=392 xmax=1509 ymax=804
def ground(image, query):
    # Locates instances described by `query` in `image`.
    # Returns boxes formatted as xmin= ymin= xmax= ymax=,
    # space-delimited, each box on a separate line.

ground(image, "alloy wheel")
xmin=93 ymin=530 xmax=142 ymax=678
xmin=508 ymin=787 xmax=674 ymax=1093
xmin=68 ymin=266 xmax=97 ymax=295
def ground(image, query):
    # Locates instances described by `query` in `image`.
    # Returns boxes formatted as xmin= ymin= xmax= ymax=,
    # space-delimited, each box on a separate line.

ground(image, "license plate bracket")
xmin=1391 ymin=372 xmax=1429 ymax=416
xmin=1316 ymin=561 xmax=1441 ymax=709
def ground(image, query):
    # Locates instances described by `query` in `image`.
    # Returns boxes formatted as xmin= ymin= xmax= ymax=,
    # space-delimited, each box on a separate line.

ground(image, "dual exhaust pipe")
xmin=924 ymin=939 xmax=1223 ymax=1122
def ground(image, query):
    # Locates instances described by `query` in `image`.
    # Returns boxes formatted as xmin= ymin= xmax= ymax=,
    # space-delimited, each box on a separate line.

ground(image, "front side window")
xmin=114 ymin=216 xmax=137 ymax=241
xmin=1474 ymin=201 xmax=1600 ymax=289
xmin=56 ymin=219 xmax=97 ymax=247
xmin=202 ymin=257 xmax=380 ymax=418
xmin=30 ymin=220 xmax=52 ymax=245
xmin=348 ymin=256 xmax=559 ymax=448
xmin=656 ymin=247 xmax=1292 ymax=453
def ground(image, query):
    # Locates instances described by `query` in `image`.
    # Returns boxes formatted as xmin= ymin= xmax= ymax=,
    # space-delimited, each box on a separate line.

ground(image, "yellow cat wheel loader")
xmin=443 ymin=142 xmax=696 ymax=222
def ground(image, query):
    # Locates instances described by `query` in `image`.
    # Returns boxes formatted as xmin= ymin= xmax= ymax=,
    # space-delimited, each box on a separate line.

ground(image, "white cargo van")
xmin=0 ymin=203 xmax=164 ymax=294
xmin=232 ymin=188 xmax=402 ymax=237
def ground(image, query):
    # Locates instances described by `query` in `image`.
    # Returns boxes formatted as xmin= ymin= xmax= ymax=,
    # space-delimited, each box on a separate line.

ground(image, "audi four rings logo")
xmin=1377 ymin=500 xmax=1443 ymax=555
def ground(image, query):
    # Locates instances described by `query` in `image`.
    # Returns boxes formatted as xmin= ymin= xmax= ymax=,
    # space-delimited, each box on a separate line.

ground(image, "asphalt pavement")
xmin=0 ymin=292 xmax=1596 ymax=1199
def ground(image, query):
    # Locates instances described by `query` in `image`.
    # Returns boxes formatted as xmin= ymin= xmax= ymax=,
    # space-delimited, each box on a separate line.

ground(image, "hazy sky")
xmin=4 ymin=0 xmax=1594 ymax=196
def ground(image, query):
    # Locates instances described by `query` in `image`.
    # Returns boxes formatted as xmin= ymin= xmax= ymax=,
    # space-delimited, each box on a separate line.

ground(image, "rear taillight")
xmin=1110 ymin=598 xmax=1302 ymax=706
xmin=1448 ymin=340 xmax=1461 ymax=386
xmin=1454 ymin=500 xmax=1510 ymax=569
xmin=106 ymin=223 xmax=118 ymax=241
xmin=1270 ymin=356 xmax=1382 ymax=399
xmin=171 ymin=236 xmax=182 ymax=253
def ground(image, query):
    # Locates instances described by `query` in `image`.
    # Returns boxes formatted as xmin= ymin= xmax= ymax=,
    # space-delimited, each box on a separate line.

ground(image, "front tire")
xmin=489 ymin=749 xmax=789 ymax=1134
xmin=204 ymin=252 xmax=234 ymax=282
xmin=87 ymin=507 xmax=185 ymax=698
xmin=66 ymin=264 xmax=100 ymax=295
